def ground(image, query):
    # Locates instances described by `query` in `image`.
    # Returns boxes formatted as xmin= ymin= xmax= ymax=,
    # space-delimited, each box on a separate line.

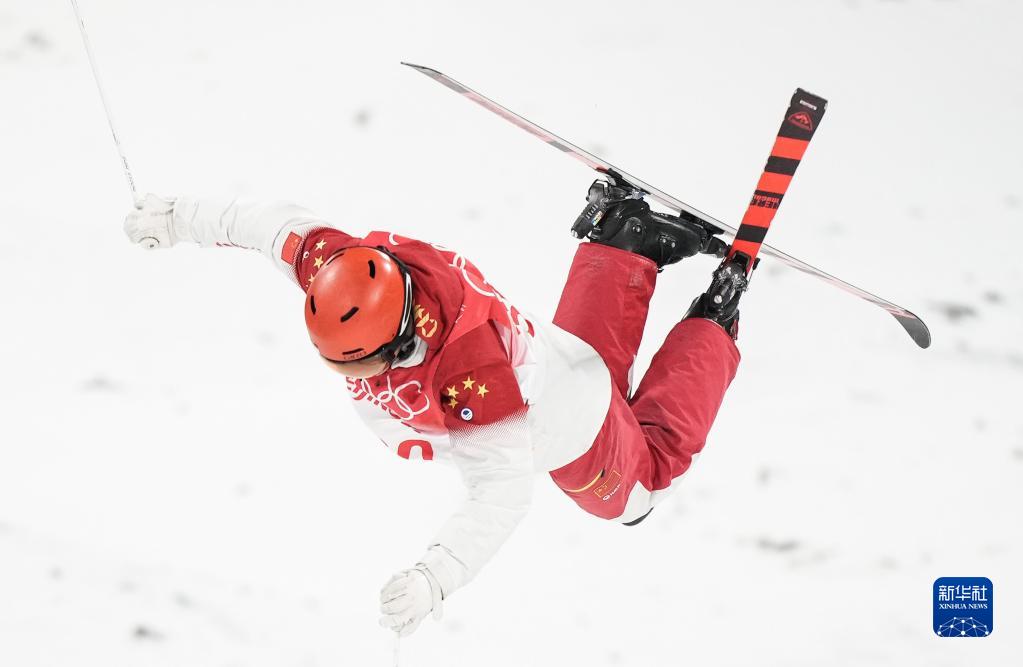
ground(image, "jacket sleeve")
xmin=171 ymin=197 xmax=355 ymax=285
xmin=419 ymin=410 xmax=533 ymax=598
xmin=417 ymin=325 xmax=534 ymax=599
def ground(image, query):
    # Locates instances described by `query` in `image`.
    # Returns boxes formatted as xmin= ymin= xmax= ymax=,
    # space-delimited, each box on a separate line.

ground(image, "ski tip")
xmin=401 ymin=61 xmax=437 ymax=74
xmin=794 ymin=88 xmax=828 ymax=112
xmin=892 ymin=311 xmax=932 ymax=349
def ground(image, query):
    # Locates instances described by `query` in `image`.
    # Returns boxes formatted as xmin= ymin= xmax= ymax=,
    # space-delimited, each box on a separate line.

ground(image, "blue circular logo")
xmin=460 ymin=407 xmax=474 ymax=421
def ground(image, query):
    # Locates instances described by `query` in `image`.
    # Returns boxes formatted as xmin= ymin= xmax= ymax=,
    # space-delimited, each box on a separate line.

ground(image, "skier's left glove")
xmin=378 ymin=565 xmax=444 ymax=637
xmin=123 ymin=193 xmax=192 ymax=249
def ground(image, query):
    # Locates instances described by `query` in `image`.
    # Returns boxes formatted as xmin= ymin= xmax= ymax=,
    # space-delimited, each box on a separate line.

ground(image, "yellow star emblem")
xmin=477 ymin=384 xmax=489 ymax=398
xmin=315 ymin=239 xmax=327 ymax=251
xmin=462 ymin=376 xmax=475 ymax=390
xmin=307 ymin=274 xmax=315 ymax=284
xmin=445 ymin=385 xmax=460 ymax=399
xmin=313 ymin=255 xmax=324 ymax=268
xmin=447 ymin=397 xmax=458 ymax=409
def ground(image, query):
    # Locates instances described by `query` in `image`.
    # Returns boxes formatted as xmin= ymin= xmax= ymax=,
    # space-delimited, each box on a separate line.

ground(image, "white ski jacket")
xmin=171 ymin=197 xmax=612 ymax=599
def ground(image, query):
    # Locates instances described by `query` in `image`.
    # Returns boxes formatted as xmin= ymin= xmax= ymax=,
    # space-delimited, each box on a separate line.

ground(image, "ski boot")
xmin=684 ymin=252 xmax=756 ymax=340
xmin=570 ymin=179 xmax=725 ymax=269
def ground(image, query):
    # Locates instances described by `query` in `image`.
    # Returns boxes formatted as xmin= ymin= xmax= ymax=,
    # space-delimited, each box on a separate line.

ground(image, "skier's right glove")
xmin=123 ymin=193 xmax=190 ymax=249
xmin=378 ymin=565 xmax=443 ymax=637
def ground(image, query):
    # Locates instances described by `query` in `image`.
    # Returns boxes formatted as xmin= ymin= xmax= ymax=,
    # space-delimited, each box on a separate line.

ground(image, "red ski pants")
xmin=549 ymin=243 xmax=740 ymax=523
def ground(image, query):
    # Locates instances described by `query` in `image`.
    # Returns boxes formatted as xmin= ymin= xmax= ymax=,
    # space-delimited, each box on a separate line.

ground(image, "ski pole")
xmin=69 ymin=1 xmax=160 ymax=247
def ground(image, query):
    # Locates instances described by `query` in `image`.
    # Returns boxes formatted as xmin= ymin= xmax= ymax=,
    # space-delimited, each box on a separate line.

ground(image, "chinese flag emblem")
xmin=281 ymin=231 xmax=303 ymax=263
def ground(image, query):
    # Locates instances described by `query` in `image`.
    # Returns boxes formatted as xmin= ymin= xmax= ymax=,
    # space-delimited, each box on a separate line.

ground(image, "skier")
xmin=123 ymin=185 xmax=744 ymax=636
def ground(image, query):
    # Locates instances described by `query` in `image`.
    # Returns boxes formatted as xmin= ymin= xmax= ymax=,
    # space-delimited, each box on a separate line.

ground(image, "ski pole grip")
xmin=129 ymin=199 xmax=160 ymax=249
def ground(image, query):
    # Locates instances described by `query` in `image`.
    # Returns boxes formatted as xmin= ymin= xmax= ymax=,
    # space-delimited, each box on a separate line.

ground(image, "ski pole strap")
xmin=729 ymin=88 xmax=828 ymax=273
xmin=413 ymin=564 xmax=445 ymax=621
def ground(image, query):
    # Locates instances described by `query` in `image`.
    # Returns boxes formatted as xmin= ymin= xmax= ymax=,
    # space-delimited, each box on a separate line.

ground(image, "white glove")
xmin=123 ymin=193 xmax=188 ymax=249
xmin=378 ymin=566 xmax=443 ymax=637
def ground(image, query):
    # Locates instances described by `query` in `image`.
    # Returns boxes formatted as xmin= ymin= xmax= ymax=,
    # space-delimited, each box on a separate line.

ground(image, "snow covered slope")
xmin=1 ymin=1 xmax=1021 ymax=665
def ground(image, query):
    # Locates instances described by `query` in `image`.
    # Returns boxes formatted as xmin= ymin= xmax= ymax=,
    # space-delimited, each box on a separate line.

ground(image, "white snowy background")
xmin=1 ymin=1 xmax=1021 ymax=665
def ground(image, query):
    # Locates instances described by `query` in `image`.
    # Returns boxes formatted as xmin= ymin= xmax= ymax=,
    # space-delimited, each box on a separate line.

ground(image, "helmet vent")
xmin=340 ymin=306 xmax=360 ymax=322
xmin=367 ymin=259 xmax=376 ymax=278
xmin=309 ymin=295 xmax=317 ymax=315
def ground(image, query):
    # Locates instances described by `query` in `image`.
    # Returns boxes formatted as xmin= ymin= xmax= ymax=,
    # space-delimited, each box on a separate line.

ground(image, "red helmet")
xmin=304 ymin=246 xmax=414 ymax=362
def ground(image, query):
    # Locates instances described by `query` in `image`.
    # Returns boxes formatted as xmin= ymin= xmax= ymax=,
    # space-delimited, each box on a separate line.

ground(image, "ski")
xmin=402 ymin=62 xmax=931 ymax=349
xmin=729 ymin=87 xmax=828 ymax=273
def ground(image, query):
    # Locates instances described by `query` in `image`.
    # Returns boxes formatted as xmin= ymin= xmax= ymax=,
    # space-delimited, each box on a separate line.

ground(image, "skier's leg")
xmin=549 ymin=319 xmax=739 ymax=523
xmin=616 ymin=261 xmax=748 ymax=519
xmin=551 ymin=258 xmax=746 ymax=525
xmin=552 ymin=242 xmax=657 ymax=397
xmin=629 ymin=318 xmax=739 ymax=489
xmin=550 ymin=199 xmax=742 ymax=523
xmin=553 ymin=182 xmax=718 ymax=395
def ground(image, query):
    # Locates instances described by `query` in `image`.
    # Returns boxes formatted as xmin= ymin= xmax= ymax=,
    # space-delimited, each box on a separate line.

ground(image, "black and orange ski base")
xmin=729 ymin=89 xmax=827 ymax=275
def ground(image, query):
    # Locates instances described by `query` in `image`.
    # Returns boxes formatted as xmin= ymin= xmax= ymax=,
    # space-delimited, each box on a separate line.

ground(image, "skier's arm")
xmin=380 ymin=401 xmax=533 ymax=637
xmin=422 ymin=405 xmax=534 ymax=595
xmin=379 ymin=326 xmax=534 ymax=635
xmin=123 ymin=193 xmax=355 ymax=284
